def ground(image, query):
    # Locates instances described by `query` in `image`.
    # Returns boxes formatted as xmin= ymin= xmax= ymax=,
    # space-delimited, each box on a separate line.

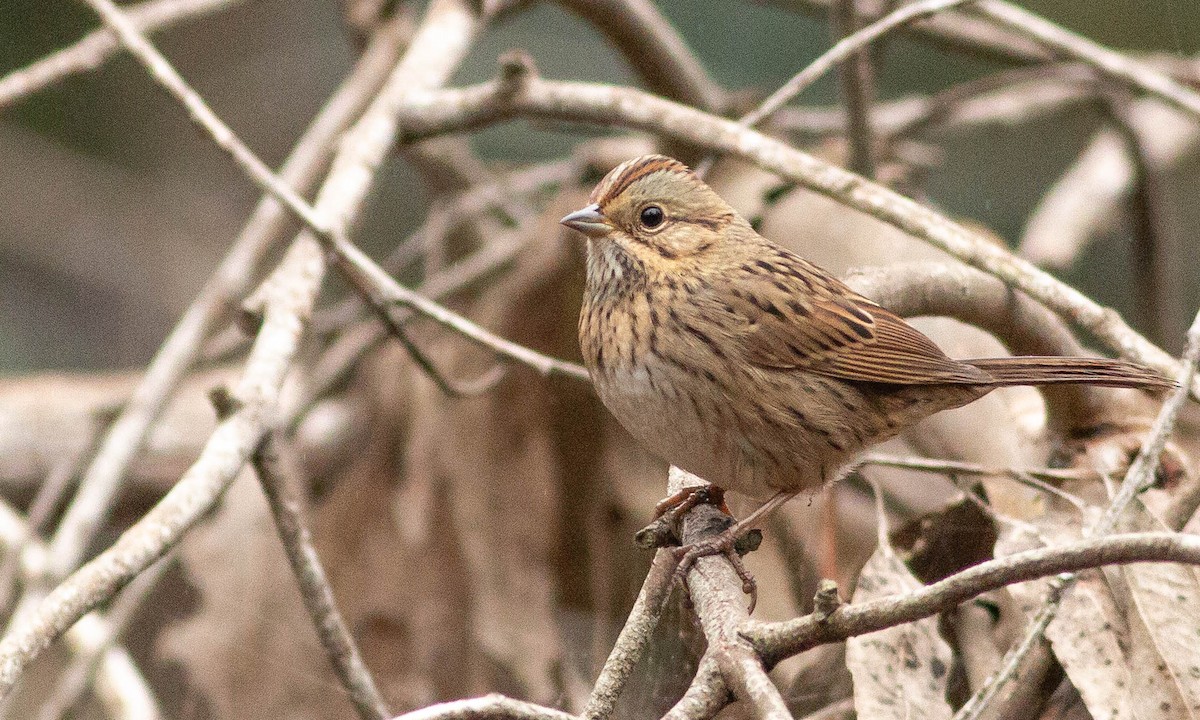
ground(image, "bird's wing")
xmin=715 ymin=255 xmax=988 ymax=385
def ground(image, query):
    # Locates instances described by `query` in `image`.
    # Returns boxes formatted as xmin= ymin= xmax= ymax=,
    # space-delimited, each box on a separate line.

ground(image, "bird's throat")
xmin=586 ymin=239 xmax=646 ymax=300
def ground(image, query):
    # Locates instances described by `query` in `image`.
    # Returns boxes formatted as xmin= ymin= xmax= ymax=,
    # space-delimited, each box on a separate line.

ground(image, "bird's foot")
xmin=654 ymin=484 xmax=731 ymax=521
xmin=673 ymin=521 xmax=763 ymax=614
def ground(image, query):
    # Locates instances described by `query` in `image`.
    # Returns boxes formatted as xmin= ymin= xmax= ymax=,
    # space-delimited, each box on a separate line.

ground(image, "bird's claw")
xmin=672 ymin=527 xmax=760 ymax=614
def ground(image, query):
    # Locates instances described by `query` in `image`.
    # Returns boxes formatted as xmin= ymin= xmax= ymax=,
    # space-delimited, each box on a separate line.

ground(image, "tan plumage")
xmin=563 ymin=154 xmax=1170 ymax=502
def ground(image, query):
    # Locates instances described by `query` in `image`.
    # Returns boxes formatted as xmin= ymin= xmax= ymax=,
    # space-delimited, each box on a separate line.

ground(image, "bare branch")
xmin=583 ymin=549 xmax=679 ymax=720
xmin=43 ymin=9 xmax=412 ymax=584
xmin=745 ymin=531 xmax=1200 ymax=664
xmin=0 ymin=0 xmax=245 ymax=111
xmin=554 ymin=0 xmax=726 ymax=113
xmin=973 ymin=0 xmax=1200 ymax=120
xmin=0 ymin=0 xmax=485 ymax=697
xmin=0 ymin=499 xmax=160 ymax=718
xmin=392 ymin=694 xmax=577 ymax=720
xmin=252 ymin=433 xmax=390 ymax=720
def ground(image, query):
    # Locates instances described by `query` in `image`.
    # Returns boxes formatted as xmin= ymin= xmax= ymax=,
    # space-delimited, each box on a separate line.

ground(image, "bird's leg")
xmin=654 ymin=484 xmax=731 ymax=521
xmin=673 ymin=490 xmax=797 ymax=614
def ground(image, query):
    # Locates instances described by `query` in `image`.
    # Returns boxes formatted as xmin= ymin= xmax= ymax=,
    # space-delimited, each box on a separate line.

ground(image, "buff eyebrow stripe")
xmin=603 ymin=157 xmax=689 ymax=202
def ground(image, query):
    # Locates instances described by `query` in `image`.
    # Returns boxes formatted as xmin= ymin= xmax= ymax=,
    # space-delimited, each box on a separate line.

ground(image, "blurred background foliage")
xmin=1 ymin=0 xmax=1198 ymax=371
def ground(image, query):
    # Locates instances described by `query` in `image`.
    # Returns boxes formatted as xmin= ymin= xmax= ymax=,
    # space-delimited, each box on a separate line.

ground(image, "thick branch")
xmin=43 ymin=10 xmax=411 ymax=583
xmin=394 ymin=68 xmax=1185 ymax=390
xmin=0 ymin=0 xmax=484 ymax=697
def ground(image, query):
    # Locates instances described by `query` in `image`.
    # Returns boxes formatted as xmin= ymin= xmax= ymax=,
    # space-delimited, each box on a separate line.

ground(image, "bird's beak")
xmin=560 ymin=203 xmax=612 ymax=238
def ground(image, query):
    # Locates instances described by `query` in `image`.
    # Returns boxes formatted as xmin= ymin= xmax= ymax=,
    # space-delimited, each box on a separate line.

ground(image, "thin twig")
xmin=973 ymin=0 xmax=1200 ymax=120
xmin=394 ymin=67 xmax=1187 ymax=392
xmin=327 ymin=237 xmax=590 ymax=381
xmin=952 ymin=309 xmax=1200 ymax=720
xmin=391 ymin=694 xmax=577 ymax=720
xmin=745 ymin=531 xmax=1200 ymax=664
xmin=582 ymin=549 xmax=679 ymax=720
xmin=251 ymin=433 xmax=390 ymax=720
xmin=739 ymin=0 xmax=982 ymax=130
xmin=860 ymin=453 xmax=1096 ymax=486
xmin=859 ymin=453 xmax=1092 ymax=511
xmin=829 ymin=0 xmax=878 ymax=178
xmin=761 ymin=0 xmax=1051 ymax=66
xmin=288 ymin=233 xmax=530 ymax=427
xmin=0 ymin=0 xmax=244 ymax=111
xmin=0 ymin=0 xmax=484 ymax=697
xmin=41 ymin=13 xmax=412 ymax=582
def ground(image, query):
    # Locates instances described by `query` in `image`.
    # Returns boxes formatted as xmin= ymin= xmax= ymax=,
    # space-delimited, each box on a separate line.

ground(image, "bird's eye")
xmin=639 ymin=205 xmax=665 ymax=229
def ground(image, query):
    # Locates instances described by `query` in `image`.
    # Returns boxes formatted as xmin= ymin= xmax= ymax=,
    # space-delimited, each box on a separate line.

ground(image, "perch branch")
xmin=672 ymin=467 xmax=789 ymax=720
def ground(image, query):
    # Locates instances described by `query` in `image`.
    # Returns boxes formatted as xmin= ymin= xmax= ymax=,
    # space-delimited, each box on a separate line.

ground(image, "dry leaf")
xmin=846 ymin=542 xmax=954 ymax=719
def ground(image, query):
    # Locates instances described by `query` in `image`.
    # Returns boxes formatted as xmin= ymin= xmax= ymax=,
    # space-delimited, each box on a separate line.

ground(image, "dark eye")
xmin=639 ymin=205 xmax=665 ymax=228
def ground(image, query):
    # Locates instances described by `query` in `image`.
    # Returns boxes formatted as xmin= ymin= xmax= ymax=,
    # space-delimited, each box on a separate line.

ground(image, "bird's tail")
xmin=966 ymin=356 xmax=1172 ymax=389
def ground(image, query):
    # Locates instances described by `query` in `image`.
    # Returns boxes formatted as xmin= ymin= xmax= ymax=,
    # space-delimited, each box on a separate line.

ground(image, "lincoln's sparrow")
xmin=562 ymin=154 xmax=1169 ymax=600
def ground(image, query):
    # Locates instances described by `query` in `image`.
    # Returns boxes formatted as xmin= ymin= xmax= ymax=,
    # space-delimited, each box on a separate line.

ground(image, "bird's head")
xmin=561 ymin=155 xmax=746 ymax=291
